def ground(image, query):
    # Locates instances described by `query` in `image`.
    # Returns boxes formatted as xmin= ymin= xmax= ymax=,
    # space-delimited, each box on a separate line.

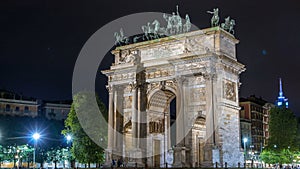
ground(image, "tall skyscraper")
xmin=276 ymin=78 xmax=289 ymax=108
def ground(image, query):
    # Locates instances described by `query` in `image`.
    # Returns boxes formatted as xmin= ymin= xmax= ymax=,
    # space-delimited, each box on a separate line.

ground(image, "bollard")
xmin=135 ymin=162 xmax=137 ymax=169
xmin=225 ymin=162 xmax=228 ymax=169
xmin=215 ymin=162 xmax=218 ymax=168
xmin=238 ymin=162 xmax=240 ymax=168
xmin=244 ymin=162 xmax=246 ymax=168
xmin=165 ymin=163 xmax=168 ymax=168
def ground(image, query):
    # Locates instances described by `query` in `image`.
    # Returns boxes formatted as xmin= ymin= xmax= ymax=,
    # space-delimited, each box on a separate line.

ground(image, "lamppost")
xmin=243 ymin=138 xmax=248 ymax=167
xmin=32 ymin=132 xmax=40 ymax=169
xmin=250 ymin=145 xmax=254 ymax=167
xmin=66 ymin=134 xmax=72 ymax=168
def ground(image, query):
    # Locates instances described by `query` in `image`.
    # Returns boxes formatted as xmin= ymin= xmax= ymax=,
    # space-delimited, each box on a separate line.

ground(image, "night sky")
xmin=1 ymin=1 xmax=300 ymax=115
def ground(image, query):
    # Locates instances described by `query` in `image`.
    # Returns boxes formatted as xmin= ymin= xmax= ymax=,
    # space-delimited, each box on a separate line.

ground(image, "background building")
xmin=276 ymin=78 xmax=288 ymax=108
xmin=43 ymin=101 xmax=71 ymax=121
xmin=0 ymin=90 xmax=39 ymax=117
xmin=0 ymin=90 xmax=71 ymax=120
xmin=239 ymin=95 xmax=272 ymax=161
xmin=262 ymin=103 xmax=274 ymax=147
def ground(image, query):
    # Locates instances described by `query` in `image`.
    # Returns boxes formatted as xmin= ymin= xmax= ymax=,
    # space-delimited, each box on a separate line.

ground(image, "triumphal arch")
xmin=102 ymin=24 xmax=245 ymax=167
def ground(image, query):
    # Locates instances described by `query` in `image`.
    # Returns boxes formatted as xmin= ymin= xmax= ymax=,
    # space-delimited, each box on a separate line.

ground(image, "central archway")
xmin=147 ymin=88 xmax=176 ymax=167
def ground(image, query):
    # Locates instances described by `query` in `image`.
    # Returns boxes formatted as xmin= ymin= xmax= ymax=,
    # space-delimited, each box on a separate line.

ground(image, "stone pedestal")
xmin=201 ymin=144 xmax=213 ymax=168
xmin=126 ymin=148 xmax=145 ymax=167
xmin=172 ymin=146 xmax=186 ymax=167
xmin=103 ymin=149 xmax=112 ymax=167
xmin=212 ymin=147 xmax=221 ymax=168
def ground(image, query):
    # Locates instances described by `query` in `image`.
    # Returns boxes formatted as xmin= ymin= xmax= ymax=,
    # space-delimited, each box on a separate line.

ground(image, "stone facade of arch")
xmin=102 ymin=27 xmax=245 ymax=167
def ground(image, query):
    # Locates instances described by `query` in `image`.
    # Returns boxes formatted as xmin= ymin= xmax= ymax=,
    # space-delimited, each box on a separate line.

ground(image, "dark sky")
xmin=1 ymin=1 xmax=300 ymax=115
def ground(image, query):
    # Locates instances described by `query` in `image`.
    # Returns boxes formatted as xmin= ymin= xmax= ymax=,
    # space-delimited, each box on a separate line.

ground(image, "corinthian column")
xmin=105 ymin=85 xmax=114 ymax=165
xmin=131 ymin=83 xmax=138 ymax=149
xmin=107 ymin=85 xmax=114 ymax=149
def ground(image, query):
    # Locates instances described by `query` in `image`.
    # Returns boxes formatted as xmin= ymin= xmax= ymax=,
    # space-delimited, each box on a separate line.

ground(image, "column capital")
xmin=106 ymin=85 xmax=114 ymax=93
xmin=174 ymin=76 xmax=187 ymax=85
xmin=129 ymin=81 xmax=137 ymax=91
xmin=203 ymin=73 xmax=217 ymax=81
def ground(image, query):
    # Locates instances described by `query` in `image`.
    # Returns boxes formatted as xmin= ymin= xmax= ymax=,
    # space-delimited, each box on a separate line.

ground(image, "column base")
xmin=124 ymin=148 xmax=146 ymax=167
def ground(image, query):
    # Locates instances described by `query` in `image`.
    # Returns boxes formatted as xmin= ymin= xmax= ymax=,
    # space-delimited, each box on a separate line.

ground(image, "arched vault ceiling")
xmin=148 ymin=90 xmax=175 ymax=112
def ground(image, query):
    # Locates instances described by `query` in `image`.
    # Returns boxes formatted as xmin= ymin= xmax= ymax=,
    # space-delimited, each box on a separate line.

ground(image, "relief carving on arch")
xmin=149 ymin=119 xmax=165 ymax=133
xmin=123 ymin=96 xmax=132 ymax=109
xmin=191 ymin=87 xmax=206 ymax=102
xmin=147 ymin=82 xmax=160 ymax=94
xmin=190 ymin=76 xmax=205 ymax=85
xmin=119 ymin=50 xmax=138 ymax=64
xmin=124 ymin=120 xmax=132 ymax=133
xmin=223 ymin=79 xmax=236 ymax=101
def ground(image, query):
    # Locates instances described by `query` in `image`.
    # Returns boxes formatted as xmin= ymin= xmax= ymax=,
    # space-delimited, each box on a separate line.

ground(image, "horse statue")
xmin=221 ymin=16 xmax=235 ymax=35
xmin=221 ymin=16 xmax=230 ymax=30
xmin=207 ymin=8 xmax=219 ymax=27
xmin=152 ymin=20 xmax=161 ymax=39
xmin=228 ymin=19 xmax=235 ymax=34
xmin=114 ymin=28 xmax=129 ymax=46
xmin=183 ymin=14 xmax=191 ymax=33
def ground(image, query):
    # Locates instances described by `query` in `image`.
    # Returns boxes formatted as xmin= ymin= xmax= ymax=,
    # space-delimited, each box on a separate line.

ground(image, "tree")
xmin=46 ymin=147 xmax=66 ymax=169
xmin=260 ymin=148 xmax=296 ymax=165
xmin=261 ymin=107 xmax=299 ymax=166
xmin=0 ymin=145 xmax=3 ymax=168
xmin=18 ymin=144 xmax=34 ymax=168
xmin=62 ymin=91 xmax=107 ymax=167
xmin=268 ymin=107 xmax=298 ymax=151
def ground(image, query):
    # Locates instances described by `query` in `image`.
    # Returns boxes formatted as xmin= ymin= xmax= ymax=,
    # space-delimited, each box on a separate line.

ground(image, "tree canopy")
xmin=260 ymin=107 xmax=299 ymax=165
xmin=62 ymin=91 xmax=107 ymax=165
xmin=267 ymin=107 xmax=298 ymax=151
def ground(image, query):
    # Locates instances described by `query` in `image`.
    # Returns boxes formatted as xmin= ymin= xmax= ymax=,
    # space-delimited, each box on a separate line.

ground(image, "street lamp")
xmin=249 ymin=145 xmax=254 ymax=168
xmin=32 ymin=133 xmax=40 ymax=169
xmin=243 ymin=138 xmax=248 ymax=166
xmin=66 ymin=135 xmax=72 ymax=143
xmin=65 ymin=134 xmax=72 ymax=168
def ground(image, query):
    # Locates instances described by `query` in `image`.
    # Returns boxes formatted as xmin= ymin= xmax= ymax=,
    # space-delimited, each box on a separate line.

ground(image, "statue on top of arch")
xmin=114 ymin=5 xmax=192 ymax=46
xmin=114 ymin=6 xmax=236 ymax=46
xmin=139 ymin=5 xmax=192 ymax=41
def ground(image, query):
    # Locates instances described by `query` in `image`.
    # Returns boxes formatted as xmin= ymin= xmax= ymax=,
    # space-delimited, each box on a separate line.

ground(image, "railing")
xmin=101 ymin=162 xmax=265 ymax=169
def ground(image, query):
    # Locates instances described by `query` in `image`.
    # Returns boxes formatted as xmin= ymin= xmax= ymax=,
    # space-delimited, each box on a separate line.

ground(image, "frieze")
xmin=146 ymin=68 xmax=174 ymax=79
xmin=110 ymin=72 xmax=135 ymax=82
xmin=141 ymin=43 xmax=184 ymax=62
